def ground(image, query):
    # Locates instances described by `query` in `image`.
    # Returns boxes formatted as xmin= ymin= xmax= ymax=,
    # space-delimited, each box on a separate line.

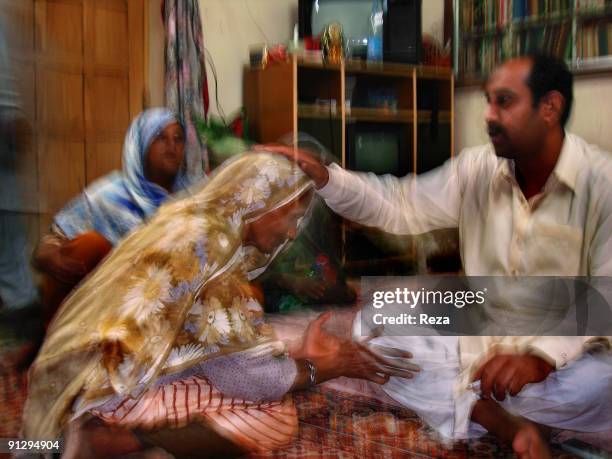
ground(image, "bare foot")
xmin=471 ymin=399 xmax=551 ymax=459
xmin=62 ymin=416 xmax=94 ymax=459
xmin=117 ymin=447 xmax=175 ymax=459
xmin=512 ymin=422 xmax=551 ymax=459
xmin=62 ymin=416 xmax=144 ymax=459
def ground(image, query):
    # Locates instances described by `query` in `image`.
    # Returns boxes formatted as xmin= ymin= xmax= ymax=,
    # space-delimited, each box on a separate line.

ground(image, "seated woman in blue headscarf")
xmin=33 ymin=108 xmax=199 ymax=323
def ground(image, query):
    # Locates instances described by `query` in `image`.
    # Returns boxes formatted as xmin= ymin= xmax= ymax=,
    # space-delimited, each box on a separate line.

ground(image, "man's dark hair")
xmin=525 ymin=53 xmax=574 ymax=127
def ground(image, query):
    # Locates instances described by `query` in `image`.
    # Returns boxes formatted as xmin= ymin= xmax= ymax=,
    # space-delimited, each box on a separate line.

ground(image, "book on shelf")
xmin=462 ymin=0 xmax=574 ymax=33
xmin=575 ymin=0 xmax=612 ymax=11
xmin=578 ymin=20 xmax=612 ymax=58
xmin=461 ymin=21 xmax=572 ymax=76
xmin=459 ymin=0 xmax=612 ymax=77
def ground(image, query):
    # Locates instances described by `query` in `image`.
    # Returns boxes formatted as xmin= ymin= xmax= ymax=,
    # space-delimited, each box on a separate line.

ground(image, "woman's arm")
xmin=258 ymin=144 xmax=465 ymax=236
xmin=290 ymin=312 xmax=419 ymax=390
xmin=32 ymin=231 xmax=87 ymax=284
xmin=198 ymin=312 xmax=418 ymax=401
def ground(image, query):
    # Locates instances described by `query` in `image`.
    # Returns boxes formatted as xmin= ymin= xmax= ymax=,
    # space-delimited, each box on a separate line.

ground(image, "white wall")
xmin=146 ymin=0 xmax=298 ymax=114
xmin=422 ymin=0 xmax=445 ymax=44
xmin=455 ymin=75 xmax=612 ymax=153
xmin=147 ymin=0 xmax=447 ymax=118
xmin=199 ymin=0 xmax=298 ymax=120
xmin=147 ymin=2 xmax=612 ymax=153
xmin=454 ymin=86 xmax=488 ymax=151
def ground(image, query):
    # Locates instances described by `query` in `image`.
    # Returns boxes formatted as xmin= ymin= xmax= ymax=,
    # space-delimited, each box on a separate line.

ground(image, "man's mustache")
xmin=487 ymin=124 xmax=506 ymax=137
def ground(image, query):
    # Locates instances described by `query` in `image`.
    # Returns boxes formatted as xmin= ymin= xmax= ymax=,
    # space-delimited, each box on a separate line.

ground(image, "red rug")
xmin=0 ymin=353 xmax=590 ymax=458
xmin=250 ymin=388 xmax=521 ymax=459
xmin=0 ymin=360 xmax=28 ymax=438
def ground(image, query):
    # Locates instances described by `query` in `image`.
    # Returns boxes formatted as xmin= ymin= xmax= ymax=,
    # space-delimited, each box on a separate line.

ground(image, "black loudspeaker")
xmin=384 ymin=0 xmax=422 ymax=64
xmin=298 ymin=0 xmax=313 ymax=39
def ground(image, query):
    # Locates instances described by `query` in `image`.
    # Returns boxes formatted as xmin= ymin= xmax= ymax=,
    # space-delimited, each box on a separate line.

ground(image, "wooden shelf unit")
xmin=297 ymin=105 xmax=452 ymax=123
xmin=244 ymin=55 xmax=455 ymax=173
xmin=244 ymin=56 xmax=455 ymax=276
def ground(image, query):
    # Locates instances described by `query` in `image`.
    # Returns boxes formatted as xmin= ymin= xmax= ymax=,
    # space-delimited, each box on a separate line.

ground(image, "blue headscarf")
xmin=54 ymin=108 xmax=195 ymax=245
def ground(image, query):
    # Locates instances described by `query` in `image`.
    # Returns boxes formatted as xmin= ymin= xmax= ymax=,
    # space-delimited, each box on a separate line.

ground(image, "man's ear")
xmin=541 ymin=90 xmax=565 ymax=126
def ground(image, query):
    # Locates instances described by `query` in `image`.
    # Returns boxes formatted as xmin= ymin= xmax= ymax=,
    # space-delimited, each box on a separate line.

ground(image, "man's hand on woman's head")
xmin=254 ymin=144 xmax=330 ymax=189
xmin=294 ymin=312 xmax=420 ymax=385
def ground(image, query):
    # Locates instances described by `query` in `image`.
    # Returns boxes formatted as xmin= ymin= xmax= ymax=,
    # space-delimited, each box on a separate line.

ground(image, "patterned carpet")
xmin=0 ymin=327 xmax=30 ymax=459
xmin=251 ymin=388 xmax=533 ymax=459
xmin=0 ymin=369 xmax=520 ymax=458
xmin=0 ymin=333 xmax=604 ymax=458
xmin=0 ymin=363 xmax=27 ymax=438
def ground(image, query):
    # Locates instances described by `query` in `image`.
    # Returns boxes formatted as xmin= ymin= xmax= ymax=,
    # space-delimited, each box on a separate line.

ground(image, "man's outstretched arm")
xmin=258 ymin=144 xmax=466 ymax=236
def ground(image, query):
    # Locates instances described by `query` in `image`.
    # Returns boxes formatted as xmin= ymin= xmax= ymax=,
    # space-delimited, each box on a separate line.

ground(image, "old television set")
xmin=343 ymin=122 xmax=414 ymax=275
xmin=346 ymin=122 xmax=411 ymax=177
xmin=299 ymin=0 xmax=422 ymax=64
xmin=295 ymin=118 xmax=410 ymax=177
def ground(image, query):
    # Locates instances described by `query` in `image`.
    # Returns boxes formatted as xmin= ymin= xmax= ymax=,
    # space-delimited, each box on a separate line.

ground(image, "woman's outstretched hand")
xmin=294 ymin=312 xmax=419 ymax=386
xmin=254 ymin=144 xmax=330 ymax=189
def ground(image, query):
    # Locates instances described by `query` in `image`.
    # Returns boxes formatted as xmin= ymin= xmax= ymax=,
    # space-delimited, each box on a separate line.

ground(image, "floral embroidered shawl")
xmin=22 ymin=152 xmax=313 ymax=439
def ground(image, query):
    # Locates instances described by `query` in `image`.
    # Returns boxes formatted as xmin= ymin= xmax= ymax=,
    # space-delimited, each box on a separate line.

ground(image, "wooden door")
xmin=35 ymin=0 xmax=87 ymax=224
xmin=83 ymin=0 xmax=144 ymax=186
xmin=0 ymin=0 xmax=144 ymax=235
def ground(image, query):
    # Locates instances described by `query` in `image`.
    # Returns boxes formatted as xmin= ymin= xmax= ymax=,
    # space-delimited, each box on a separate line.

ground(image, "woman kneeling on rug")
xmin=21 ymin=152 xmax=418 ymax=459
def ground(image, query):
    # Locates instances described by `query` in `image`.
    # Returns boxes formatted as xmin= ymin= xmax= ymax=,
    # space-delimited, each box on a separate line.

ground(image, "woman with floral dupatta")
xmin=21 ymin=152 xmax=418 ymax=458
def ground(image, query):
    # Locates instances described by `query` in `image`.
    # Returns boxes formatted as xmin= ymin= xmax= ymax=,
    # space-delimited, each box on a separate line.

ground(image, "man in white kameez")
xmin=262 ymin=54 xmax=612 ymax=459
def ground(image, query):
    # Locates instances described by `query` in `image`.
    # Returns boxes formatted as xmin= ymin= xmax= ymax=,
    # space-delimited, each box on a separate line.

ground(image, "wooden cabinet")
xmin=244 ymin=55 xmax=454 ymax=171
xmin=244 ymin=56 xmax=455 ymax=275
